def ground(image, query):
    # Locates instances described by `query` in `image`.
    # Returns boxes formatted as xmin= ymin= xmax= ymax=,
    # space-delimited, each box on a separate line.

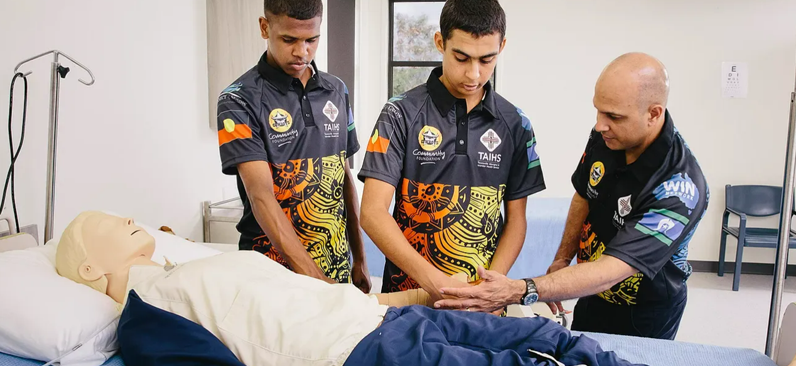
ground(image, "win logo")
xmin=654 ymin=173 xmax=699 ymax=210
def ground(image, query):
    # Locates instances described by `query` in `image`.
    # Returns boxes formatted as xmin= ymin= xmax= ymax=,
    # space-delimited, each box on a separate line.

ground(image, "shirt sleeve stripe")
xmin=634 ymin=223 xmax=674 ymax=246
xmin=649 ymin=208 xmax=690 ymax=225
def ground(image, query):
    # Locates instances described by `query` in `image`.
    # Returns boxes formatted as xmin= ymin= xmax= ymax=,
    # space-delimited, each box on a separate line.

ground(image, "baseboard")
xmin=691 ymin=260 xmax=796 ymax=276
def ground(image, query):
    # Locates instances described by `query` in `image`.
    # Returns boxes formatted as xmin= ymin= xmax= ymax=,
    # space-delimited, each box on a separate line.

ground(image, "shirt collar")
xmin=426 ymin=66 xmax=497 ymax=119
xmin=625 ymin=109 xmax=675 ymax=181
xmin=257 ymin=51 xmax=332 ymax=94
xmin=122 ymin=264 xmax=171 ymax=308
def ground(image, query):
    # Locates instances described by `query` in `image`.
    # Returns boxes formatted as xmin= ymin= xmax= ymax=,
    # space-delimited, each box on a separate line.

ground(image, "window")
xmin=388 ymin=0 xmax=496 ymax=97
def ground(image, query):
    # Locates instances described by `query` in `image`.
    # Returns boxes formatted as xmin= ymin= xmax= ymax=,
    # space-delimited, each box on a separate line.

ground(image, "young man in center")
xmin=216 ymin=0 xmax=370 ymax=292
xmin=359 ymin=0 xmax=545 ymax=305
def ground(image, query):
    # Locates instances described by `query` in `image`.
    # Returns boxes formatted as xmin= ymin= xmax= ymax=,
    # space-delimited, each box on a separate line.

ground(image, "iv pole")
xmin=765 ymin=59 xmax=796 ymax=358
xmin=12 ymin=50 xmax=95 ymax=243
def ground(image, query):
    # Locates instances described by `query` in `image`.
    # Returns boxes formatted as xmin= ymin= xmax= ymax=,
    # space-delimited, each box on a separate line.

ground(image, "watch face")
xmin=523 ymin=292 xmax=539 ymax=306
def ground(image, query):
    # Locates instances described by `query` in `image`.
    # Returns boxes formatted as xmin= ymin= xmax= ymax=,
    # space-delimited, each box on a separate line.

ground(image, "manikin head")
xmin=55 ymin=211 xmax=155 ymax=296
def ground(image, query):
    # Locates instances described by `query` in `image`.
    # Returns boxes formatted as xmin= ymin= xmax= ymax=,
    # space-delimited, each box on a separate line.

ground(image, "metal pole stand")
xmin=765 ymin=71 xmax=796 ymax=358
xmin=13 ymin=50 xmax=95 ymax=243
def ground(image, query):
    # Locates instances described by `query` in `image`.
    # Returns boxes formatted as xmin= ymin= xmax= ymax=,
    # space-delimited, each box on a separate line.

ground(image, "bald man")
xmin=434 ymin=53 xmax=709 ymax=340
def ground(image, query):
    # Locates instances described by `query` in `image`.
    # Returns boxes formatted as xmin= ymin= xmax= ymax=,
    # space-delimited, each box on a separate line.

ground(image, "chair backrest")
xmin=725 ymin=185 xmax=783 ymax=217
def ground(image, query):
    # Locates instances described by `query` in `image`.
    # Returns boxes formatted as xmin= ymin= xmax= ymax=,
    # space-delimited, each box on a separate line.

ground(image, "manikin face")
xmin=80 ymin=213 xmax=156 ymax=278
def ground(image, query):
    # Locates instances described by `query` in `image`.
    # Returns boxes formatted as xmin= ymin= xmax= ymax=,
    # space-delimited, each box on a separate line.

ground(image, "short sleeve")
xmin=603 ymin=173 xmax=707 ymax=278
xmin=571 ymin=129 xmax=599 ymax=199
xmin=357 ymin=101 xmax=407 ymax=187
xmin=505 ymin=108 xmax=546 ymax=201
xmin=343 ymin=85 xmax=360 ymax=159
xmin=217 ymin=93 xmax=268 ymax=175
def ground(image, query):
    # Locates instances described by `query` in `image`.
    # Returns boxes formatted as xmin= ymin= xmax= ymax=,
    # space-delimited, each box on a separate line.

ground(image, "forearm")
xmin=361 ymin=205 xmax=446 ymax=289
xmin=489 ymin=215 xmax=526 ymax=275
xmin=553 ymin=193 xmax=590 ymax=262
xmin=343 ymin=166 xmax=366 ymax=262
xmin=250 ymin=195 xmax=326 ymax=279
xmin=533 ymin=257 xmax=633 ymax=303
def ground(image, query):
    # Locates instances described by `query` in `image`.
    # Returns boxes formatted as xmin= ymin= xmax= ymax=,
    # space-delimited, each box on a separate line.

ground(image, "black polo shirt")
xmin=359 ymin=67 xmax=546 ymax=293
xmin=572 ymin=110 xmax=709 ymax=307
xmin=217 ymin=51 xmax=359 ymax=283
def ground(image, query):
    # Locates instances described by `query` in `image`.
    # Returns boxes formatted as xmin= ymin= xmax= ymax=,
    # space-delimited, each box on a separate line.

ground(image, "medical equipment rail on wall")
xmin=12 ymin=50 xmax=95 ymax=243
xmin=766 ymin=60 xmax=796 ymax=358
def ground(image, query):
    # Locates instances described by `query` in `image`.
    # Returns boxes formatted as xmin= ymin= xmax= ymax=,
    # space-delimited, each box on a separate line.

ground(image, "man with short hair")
xmin=217 ymin=0 xmax=370 ymax=292
xmin=359 ymin=0 xmax=546 ymax=304
xmin=435 ymin=53 xmax=709 ymax=340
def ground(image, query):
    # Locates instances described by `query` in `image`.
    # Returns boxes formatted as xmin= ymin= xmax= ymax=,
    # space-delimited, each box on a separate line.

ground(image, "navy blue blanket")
xmin=345 ymin=305 xmax=645 ymax=366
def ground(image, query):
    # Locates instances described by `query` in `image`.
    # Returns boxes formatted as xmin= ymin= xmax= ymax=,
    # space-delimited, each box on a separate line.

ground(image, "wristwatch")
xmin=521 ymin=278 xmax=539 ymax=306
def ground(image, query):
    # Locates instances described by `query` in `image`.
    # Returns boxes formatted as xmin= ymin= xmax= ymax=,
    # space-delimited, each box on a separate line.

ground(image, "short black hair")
xmin=264 ymin=0 xmax=323 ymax=20
xmin=440 ymin=0 xmax=506 ymax=42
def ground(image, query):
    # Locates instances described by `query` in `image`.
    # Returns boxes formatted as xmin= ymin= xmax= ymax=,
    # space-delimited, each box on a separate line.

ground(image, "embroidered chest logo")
xmin=480 ymin=129 xmax=502 ymax=152
xmin=589 ymin=162 xmax=605 ymax=187
xmin=477 ymin=129 xmax=502 ymax=170
xmin=414 ymin=126 xmax=445 ymax=165
xmin=419 ymin=126 xmax=442 ymax=151
xmin=323 ymin=100 xmax=339 ymax=122
xmin=269 ymin=109 xmax=293 ymax=133
xmin=618 ymin=195 xmax=632 ymax=217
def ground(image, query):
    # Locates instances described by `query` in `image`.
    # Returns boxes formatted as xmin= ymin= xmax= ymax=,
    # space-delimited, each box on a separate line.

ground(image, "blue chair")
xmin=719 ymin=184 xmax=796 ymax=291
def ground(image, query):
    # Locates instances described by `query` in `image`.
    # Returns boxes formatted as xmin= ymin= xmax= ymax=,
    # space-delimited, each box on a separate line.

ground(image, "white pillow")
xmin=0 ymin=244 xmax=120 ymax=366
xmin=0 ymin=214 xmax=223 ymax=365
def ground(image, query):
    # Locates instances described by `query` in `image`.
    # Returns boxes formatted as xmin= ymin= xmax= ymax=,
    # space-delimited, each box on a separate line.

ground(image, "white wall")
xmin=356 ymin=0 xmax=796 ymax=264
xmin=0 ymin=0 xmax=224 ymax=242
xmin=0 ymin=0 xmax=332 ymax=243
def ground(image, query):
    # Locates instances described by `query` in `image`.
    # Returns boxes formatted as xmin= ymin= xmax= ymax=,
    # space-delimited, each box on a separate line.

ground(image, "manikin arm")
xmin=374 ymin=289 xmax=434 ymax=307
xmin=373 ymin=273 xmax=471 ymax=307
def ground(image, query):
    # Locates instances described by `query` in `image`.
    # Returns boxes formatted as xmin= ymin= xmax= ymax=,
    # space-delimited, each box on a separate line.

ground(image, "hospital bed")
xmin=0 ymin=316 xmax=791 ymax=366
xmin=2 ymin=205 xmax=791 ymax=366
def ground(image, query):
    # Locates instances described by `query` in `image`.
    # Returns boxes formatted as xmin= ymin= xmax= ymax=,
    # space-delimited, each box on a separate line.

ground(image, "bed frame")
xmin=201 ymin=197 xmax=243 ymax=244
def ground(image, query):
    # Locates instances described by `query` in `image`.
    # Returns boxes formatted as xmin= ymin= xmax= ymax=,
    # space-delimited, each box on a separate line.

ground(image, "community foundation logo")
xmin=269 ymin=108 xmax=293 ymax=133
xmin=589 ymin=161 xmax=605 ymax=187
xmin=418 ymin=126 xmax=442 ymax=151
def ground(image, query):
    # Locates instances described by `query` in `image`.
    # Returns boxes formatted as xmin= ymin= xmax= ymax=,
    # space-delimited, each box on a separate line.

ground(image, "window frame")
xmin=388 ymin=0 xmax=497 ymax=97
xmin=388 ymin=0 xmax=444 ymax=97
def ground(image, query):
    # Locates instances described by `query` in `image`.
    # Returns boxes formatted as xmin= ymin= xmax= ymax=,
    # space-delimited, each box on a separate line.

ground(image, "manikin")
xmin=55 ymin=211 xmax=640 ymax=366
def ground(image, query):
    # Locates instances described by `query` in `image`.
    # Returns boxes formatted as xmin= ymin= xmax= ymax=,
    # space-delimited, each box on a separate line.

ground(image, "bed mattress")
xmin=0 ymin=353 xmax=124 ymax=366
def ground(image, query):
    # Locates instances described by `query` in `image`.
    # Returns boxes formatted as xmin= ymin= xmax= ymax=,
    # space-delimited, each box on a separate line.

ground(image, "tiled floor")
xmin=675 ymin=272 xmax=795 ymax=352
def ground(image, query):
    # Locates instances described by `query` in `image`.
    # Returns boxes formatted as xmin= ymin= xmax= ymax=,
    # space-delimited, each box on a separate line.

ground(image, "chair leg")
xmin=718 ymin=230 xmax=728 ymax=277
xmin=733 ymin=237 xmax=745 ymax=291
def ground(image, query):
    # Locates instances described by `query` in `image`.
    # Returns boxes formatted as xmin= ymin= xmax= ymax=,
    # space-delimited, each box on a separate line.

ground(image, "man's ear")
xmin=78 ymin=261 xmax=104 ymax=282
xmin=499 ymin=37 xmax=507 ymax=54
xmin=259 ymin=16 xmax=270 ymax=40
xmin=434 ymin=32 xmax=445 ymax=54
xmin=648 ymin=104 xmax=664 ymax=125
